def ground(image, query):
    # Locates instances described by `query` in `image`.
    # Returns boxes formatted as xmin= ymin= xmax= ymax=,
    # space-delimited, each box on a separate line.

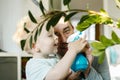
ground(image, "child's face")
xmin=36 ymin=26 xmax=58 ymax=56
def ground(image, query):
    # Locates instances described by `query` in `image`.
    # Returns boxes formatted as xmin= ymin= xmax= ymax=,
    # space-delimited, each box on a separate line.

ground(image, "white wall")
xmin=61 ymin=0 xmax=103 ymax=17
xmin=103 ymin=0 xmax=120 ymax=38
xmin=0 ymin=0 xmax=49 ymax=53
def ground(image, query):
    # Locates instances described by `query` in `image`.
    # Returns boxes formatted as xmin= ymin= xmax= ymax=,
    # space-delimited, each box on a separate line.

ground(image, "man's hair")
xmin=58 ymin=16 xmax=74 ymax=28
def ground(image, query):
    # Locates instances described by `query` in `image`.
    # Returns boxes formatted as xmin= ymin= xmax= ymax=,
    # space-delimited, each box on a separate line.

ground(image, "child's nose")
xmin=54 ymin=34 xmax=58 ymax=40
xmin=54 ymin=35 xmax=58 ymax=44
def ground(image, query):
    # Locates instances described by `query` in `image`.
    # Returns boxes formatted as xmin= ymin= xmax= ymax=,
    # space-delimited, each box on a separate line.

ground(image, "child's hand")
xmin=66 ymin=71 xmax=81 ymax=80
xmin=68 ymin=37 xmax=87 ymax=55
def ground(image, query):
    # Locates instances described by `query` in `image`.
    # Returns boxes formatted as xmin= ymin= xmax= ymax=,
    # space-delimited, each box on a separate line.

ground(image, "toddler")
xmin=13 ymin=16 xmax=88 ymax=80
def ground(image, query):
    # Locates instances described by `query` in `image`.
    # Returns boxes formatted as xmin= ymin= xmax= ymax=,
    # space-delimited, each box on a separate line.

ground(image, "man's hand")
xmin=85 ymin=48 xmax=94 ymax=67
xmin=84 ymin=47 xmax=94 ymax=78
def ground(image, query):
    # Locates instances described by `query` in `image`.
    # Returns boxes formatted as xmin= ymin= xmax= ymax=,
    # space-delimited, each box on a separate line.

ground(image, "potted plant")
xmin=21 ymin=0 xmax=120 ymax=63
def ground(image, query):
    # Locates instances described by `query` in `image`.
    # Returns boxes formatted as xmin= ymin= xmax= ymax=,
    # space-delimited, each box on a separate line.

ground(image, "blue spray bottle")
xmin=67 ymin=31 xmax=88 ymax=72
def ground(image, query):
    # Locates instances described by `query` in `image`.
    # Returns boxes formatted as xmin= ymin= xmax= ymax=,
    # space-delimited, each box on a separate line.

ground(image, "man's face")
xmin=54 ymin=21 xmax=74 ymax=57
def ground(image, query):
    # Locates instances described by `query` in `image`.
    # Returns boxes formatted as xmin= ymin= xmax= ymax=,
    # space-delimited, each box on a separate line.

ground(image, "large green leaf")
xmin=20 ymin=40 xmax=26 ymax=50
xmin=87 ymin=15 xmax=99 ymax=23
xmin=91 ymin=41 xmax=106 ymax=50
xmin=98 ymin=52 xmax=105 ymax=64
xmin=64 ymin=12 xmax=78 ymax=21
xmin=112 ymin=31 xmax=120 ymax=44
xmin=39 ymin=0 xmax=45 ymax=15
xmin=46 ymin=12 xmax=65 ymax=31
xmin=24 ymin=23 xmax=30 ymax=33
xmin=76 ymin=23 xmax=91 ymax=31
xmin=92 ymin=49 xmax=105 ymax=56
xmin=63 ymin=0 xmax=71 ymax=5
xmin=96 ymin=9 xmax=113 ymax=24
xmin=99 ymin=16 xmax=113 ymax=24
xmin=28 ymin=10 xmax=37 ymax=23
xmin=79 ymin=15 xmax=89 ymax=24
xmin=100 ymin=35 xmax=114 ymax=47
xmin=76 ymin=14 xmax=99 ymax=31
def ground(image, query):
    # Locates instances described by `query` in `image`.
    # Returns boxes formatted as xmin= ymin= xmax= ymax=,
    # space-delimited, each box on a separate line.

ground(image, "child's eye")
xmin=48 ymin=34 xmax=53 ymax=37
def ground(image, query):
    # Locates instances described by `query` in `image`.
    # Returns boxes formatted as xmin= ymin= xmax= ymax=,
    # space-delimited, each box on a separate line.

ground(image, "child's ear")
xmin=34 ymin=44 xmax=41 ymax=52
xmin=32 ymin=43 xmax=35 ymax=49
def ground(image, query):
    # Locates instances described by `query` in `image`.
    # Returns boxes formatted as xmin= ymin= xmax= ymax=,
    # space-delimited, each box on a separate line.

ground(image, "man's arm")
xmin=91 ymin=56 xmax=111 ymax=80
xmin=82 ymin=45 xmax=111 ymax=80
xmin=84 ymin=41 xmax=111 ymax=80
xmin=65 ymin=48 xmax=111 ymax=80
xmin=85 ymin=67 xmax=103 ymax=80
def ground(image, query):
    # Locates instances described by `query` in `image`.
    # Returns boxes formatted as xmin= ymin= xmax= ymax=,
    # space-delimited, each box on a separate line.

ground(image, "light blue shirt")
xmin=26 ymin=58 xmax=59 ymax=80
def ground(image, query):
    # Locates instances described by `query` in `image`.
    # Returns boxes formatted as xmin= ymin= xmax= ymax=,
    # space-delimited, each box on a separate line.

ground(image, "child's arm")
xmin=45 ymin=38 xmax=87 ymax=80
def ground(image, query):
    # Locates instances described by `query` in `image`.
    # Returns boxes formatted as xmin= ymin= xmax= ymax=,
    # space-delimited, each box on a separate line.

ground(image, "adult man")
xmin=31 ymin=1 xmax=109 ymax=79
xmin=54 ymin=17 xmax=111 ymax=80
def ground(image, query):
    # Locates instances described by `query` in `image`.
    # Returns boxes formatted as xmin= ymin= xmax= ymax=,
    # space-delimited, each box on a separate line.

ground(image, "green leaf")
xmin=76 ymin=14 xmax=99 ymax=31
xmin=64 ymin=12 xmax=78 ymax=21
xmin=80 ymin=15 xmax=98 ymax=24
xmin=24 ymin=23 xmax=30 ymax=33
xmin=88 ymin=10 xmax=112 ymax=25
xmin=46 ymin=21 xmax=51 ymax=31
xmin=91 ymin=41 xmax=106 ymax=50
xmin=97 ymin=9 xmax=113 ymax=24
xmin=112 ymin=30 xmax=120 ymax=44
xmin=79 ymin=15 xmax=89 ymax=24
xmin=87 ymin=15 xmax=99 ymax=23
xmin=39 ymin=0 xmax=45 ymax=15
xmin=29 ymin=36 xmax=33 ymax=49
xmin=34 ymin=29 xmax=38 ymax=42
xmin=117 ymin=20 xmax=120 ymax=28
xmin=100 ymin=9 xmax=108 ymax=16
xmin=63 ymin=0 xmax=71 ymax=5
xmin=92 ymin=49 xmax=105 ymax=56
xmin=76 ymin=20 xmax=91 ymax=31
xmin=38 ymin=23 xmax=44 ymax=35
xmin=76 ymin=23 xmax=91 ymax=31
xmin=28 ymin=10 xmax=37 ymax=23
xmin=46 ymin=12 xmax=64 ymax=31
xmin=20 ymin=40 xmax=26 ymax=50
xmin=99 ymin=16 xmax=113 ymax=24
xmin=100 ymin=9 xmax=106 ymax=13
xmin=98 ymin=52 xmax=105 ymax=64
xmin=100 ymin=35 xmax=114 ymax=47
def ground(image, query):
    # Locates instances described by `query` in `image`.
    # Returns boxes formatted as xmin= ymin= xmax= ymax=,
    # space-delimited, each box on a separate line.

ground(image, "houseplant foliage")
xmin=21 ymin=0 xmax=120 ymax=63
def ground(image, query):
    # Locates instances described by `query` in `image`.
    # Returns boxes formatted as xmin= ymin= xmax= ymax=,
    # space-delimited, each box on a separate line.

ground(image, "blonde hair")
xmin=13 ymin=15 xmax=68 ymax=53
xmin=13 ymin=16 xmax=42 ymax=52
